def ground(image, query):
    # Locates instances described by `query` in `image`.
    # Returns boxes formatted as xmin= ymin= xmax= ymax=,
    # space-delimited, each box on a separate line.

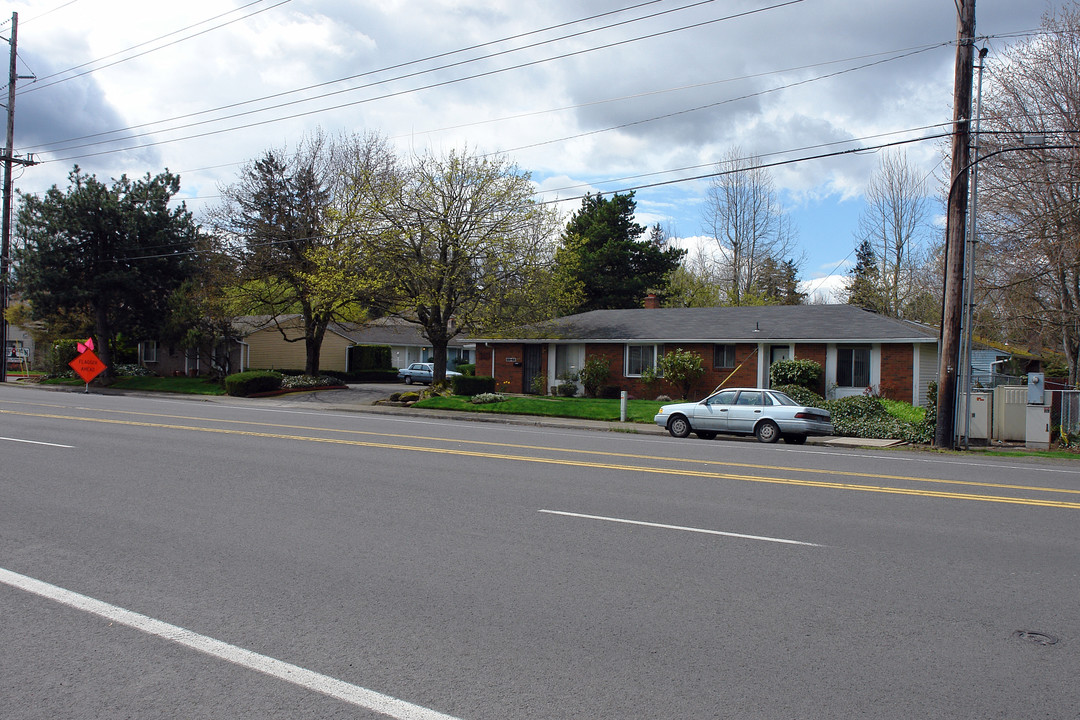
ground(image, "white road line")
xmin=0 ymin=436 xmax=74 ymax=448
xmin=0 ymin=567 xmax=462 ymax=720
xmin=539 ymin=509 xmax=822 ymax=547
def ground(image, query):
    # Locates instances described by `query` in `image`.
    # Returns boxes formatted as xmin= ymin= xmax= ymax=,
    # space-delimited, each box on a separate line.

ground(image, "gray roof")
xmin=471 ymin=305 xmax=939 ymax=344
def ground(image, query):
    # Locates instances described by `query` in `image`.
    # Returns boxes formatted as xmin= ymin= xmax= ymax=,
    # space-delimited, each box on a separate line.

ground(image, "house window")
xmin=836 ymin=346 xmax=870 ymax=387
xmin=139 ymin=341 xmax=158 ymax=364
xmin=713 ymin=344 xmax=736 ymax=369
xmin=626 ymin=344 xmax=663 ymax=377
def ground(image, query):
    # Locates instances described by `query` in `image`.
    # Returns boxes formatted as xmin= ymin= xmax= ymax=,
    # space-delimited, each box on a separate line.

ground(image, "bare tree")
xmin=977 ymin=4 xmax=1080 ymax=382
xmin=702 ymin=148 xmax=800 ymax=305
xmin=855 ymin=151 xmax=930 ymax=318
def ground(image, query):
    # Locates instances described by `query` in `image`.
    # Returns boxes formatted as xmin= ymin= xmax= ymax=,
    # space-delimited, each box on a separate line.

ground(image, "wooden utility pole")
xmin=1 ymin=12 xmax=36 ymax=383
xmin=935 ymin=0 xmax=977 ymax=449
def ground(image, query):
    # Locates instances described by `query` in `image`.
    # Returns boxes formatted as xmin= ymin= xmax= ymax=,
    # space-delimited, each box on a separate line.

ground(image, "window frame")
xmin=625 ymin=343 xmax=664 ymax=377
xmin=713 ymin=344 xmax=736 ymax=369
xmin=836 ymin=345 xmax=871 ymax=387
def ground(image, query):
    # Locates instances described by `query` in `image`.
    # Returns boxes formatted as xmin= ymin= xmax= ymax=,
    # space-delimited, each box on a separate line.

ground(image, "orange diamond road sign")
xmin=69 ymin=350 xmax=107 ymax=384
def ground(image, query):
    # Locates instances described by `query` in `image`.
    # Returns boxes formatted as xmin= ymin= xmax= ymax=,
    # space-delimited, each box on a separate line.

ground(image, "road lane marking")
xmin=2 ymin=405 xmax=1077 ymax=498
xmin=0 ymin=567 xmax=461 ymax=720
xmin=0 ymin=436 xmax=74 ymax=447
xmin=539 ymin=510 xmax=822 ymax=546
xmin=4 ymin=408 xmax=1080 ymax=509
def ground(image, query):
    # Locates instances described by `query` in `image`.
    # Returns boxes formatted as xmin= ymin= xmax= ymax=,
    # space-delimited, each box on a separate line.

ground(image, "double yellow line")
xmin=4 ymin=405 xmax=1080 ymax=510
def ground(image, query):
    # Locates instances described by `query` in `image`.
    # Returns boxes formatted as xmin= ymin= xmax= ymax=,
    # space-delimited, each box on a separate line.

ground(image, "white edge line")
xmin=0 ymin=567 xmax=462 ymax=720
xmin=539 ymin=510 xmax=822 ymax=547
xmin=0 ymin=436 xmax=75 ymax=448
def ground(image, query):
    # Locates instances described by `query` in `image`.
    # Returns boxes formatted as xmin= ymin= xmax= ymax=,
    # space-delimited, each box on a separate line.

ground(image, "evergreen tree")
xmin=14 ymin=166 xmax=201 ymax=376
xmin=554 ymin=192 xmax=685 ymax=312
xmin=845 ymin=239 xmax=885 ymax=312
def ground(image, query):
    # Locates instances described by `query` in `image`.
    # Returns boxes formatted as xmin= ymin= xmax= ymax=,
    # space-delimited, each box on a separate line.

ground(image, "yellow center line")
xmin=3 ymin=400 xmax=1076 ymax=498
xmin=4 ymin=407 xmax=1080 ymax=510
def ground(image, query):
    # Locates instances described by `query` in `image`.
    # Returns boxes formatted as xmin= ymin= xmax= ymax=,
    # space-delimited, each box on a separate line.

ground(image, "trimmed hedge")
xmin=451 ymin=375 xmax=495 ymax=395
xmin=224 ymin=370 xmax=283 ymax=397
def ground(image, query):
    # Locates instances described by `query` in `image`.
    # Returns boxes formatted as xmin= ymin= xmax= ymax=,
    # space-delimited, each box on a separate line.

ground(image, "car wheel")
xmin=404 ymin=376 xmax=413 ymax=385
xmin=667 ymin=415 xmax=692 ymax=438
xmin=783 ymin=434 xmax=807 ymax=445
xmin=755 ymin=420 xmax=781 ymax=443
xmin=694 ymin=431 xmax=717 ymax=440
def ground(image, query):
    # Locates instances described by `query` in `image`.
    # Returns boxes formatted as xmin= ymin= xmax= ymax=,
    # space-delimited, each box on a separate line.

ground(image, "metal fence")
xmin=1059 ymin=390 xmax=1080 ymax=439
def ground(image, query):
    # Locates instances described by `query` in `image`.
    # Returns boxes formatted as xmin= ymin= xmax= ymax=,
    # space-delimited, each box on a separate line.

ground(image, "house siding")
xmin=246 ymin=325 xmax=352 ymax=372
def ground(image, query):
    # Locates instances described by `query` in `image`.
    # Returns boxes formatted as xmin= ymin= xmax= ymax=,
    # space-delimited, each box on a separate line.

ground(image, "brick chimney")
xmin=643 ymin=293 xmax=659 ymax=309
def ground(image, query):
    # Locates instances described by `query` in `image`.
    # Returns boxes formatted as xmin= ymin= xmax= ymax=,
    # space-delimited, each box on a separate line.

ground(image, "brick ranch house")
xmin=470 ymin=304 xmax=941 ymax=405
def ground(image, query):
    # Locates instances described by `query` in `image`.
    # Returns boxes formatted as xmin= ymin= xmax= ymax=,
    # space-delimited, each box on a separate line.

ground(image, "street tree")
xmin=553 ymin=192 xmax=685 ymax=313
xmin=976 ymin=3 xmax=1080 ymax=381
xmin=13 ymin=167 xmax=201 ymax=376
xmin=702 ymin=148 xmax=800 ymax=306
xmin=855 ymin=151 xmax=930 ymax=318
xmin=364 ymin=147 xmax=559 ymax=382
xmin=212 ymin=131 xmax=395 ymax=375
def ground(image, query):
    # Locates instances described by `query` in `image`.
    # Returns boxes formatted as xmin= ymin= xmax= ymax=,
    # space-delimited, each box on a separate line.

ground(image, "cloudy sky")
xmin=5 ymin=0 xmax=1062 ymax=301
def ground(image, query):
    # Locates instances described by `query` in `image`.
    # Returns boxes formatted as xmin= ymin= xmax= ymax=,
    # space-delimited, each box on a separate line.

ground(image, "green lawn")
xmin=414 ymin=394 xmax=665 ymax=423
xmin=43 ymin=375 xmax=227 ymax=395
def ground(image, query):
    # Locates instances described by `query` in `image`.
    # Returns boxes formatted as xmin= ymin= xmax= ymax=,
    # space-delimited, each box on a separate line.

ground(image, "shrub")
xmin=579 ymin=356 xmax=611 ymax=398
xmin=599 ymin=385 xmax=623 ymax=399
xmin=280 ymin=374 xmax=341 ymax=389
xmin=451 ymin=374 xmax=495 ymax=396
xmin=224 ymin=370 xmax=283 ymax=396
xmin=49 ymin=339 xmax=82 ymax=377
xmin=656 ymin=348 xmax=705 ymax=400
xmin=557 ymin=381 xmax=578 ymax=397
xmin=772 ymin=383 xmax=825 ymax=407
xmin=528 ymin=373 xmax=547 ymax=395
xmin=770 ymin=359 xmax=822 ymax=389
xmin=824 ymin=394 xmax=932 ymax=443
xmin=456 ymin=363 xmax=476 ymax=376
xmin=470 ymin=392 xmax=506 ymax=404
xmin=114 ymin=363 xmax=154 ymax=377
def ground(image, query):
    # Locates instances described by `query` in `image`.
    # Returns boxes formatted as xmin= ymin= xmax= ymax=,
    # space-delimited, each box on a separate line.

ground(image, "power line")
xmin=19 ymin=0 xmax=289 ymax=94
xmin=33 ymin=0 xmax=805 ymax=159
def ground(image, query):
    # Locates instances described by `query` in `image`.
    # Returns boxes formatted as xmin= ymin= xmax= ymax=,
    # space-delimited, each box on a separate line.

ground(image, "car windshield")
xmin=767 ymin=391 xmax=799 ymax=406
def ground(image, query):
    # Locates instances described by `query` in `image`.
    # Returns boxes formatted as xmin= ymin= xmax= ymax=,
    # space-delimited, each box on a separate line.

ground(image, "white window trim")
xmin=624 ymin=343 xmax=663 ymax=378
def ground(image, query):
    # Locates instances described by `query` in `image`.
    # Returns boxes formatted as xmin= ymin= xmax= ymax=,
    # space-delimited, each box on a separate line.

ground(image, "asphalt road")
xmin=2 ymin=383 xmax=1079 ymax=719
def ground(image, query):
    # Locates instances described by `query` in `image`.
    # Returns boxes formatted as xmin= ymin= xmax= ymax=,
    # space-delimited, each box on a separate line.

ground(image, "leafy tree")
xmin=13 ymin=166 xmax=201 ymax=376
xmin=656 ymin=347 xmax=705 ymax=400
xmin=662 ymin=244 xmax=723 ymax=308
xmin=554 ymin=192 xmax=685 ymax=312
xmin=212 ymin=131 xmax=394 ymax=375
xmin=702 ymin=148 xmax=800 ymax=306
xmin=844 ymin=238 xmax=885 ymax=311
xmin=363 ymin=147 xmax=559 ymax=382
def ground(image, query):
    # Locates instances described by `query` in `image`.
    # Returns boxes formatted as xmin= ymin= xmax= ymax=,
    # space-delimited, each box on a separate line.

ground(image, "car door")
xmin=695 ymin=390 xmax=738 ymax=432
xmin=726 ymin=390 xmax=765 ymax=433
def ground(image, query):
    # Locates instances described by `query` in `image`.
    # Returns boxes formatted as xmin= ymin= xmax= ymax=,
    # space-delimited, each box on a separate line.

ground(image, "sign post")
xmin=69 ymin=339 xmax=106 ymax=392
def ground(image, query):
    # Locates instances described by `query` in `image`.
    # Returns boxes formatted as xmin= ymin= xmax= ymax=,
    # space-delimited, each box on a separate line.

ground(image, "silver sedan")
xmin=653 ymin=387 xmax=833 ymax=444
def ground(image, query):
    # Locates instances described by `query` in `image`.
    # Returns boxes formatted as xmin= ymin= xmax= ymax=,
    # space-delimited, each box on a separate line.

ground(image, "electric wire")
xmin=32 ymin=0 xmax=805 ymax=159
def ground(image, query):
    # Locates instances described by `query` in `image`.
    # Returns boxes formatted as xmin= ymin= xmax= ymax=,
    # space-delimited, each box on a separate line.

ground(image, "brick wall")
xmin=879 ymin=344 xmax=913 ymax=401
xmin=793 ymin=343 xmax=827 ymax=396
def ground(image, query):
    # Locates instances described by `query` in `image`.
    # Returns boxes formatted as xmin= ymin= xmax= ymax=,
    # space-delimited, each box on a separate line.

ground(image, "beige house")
xmin=239 ymin=315 xmax=473 ymax=372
